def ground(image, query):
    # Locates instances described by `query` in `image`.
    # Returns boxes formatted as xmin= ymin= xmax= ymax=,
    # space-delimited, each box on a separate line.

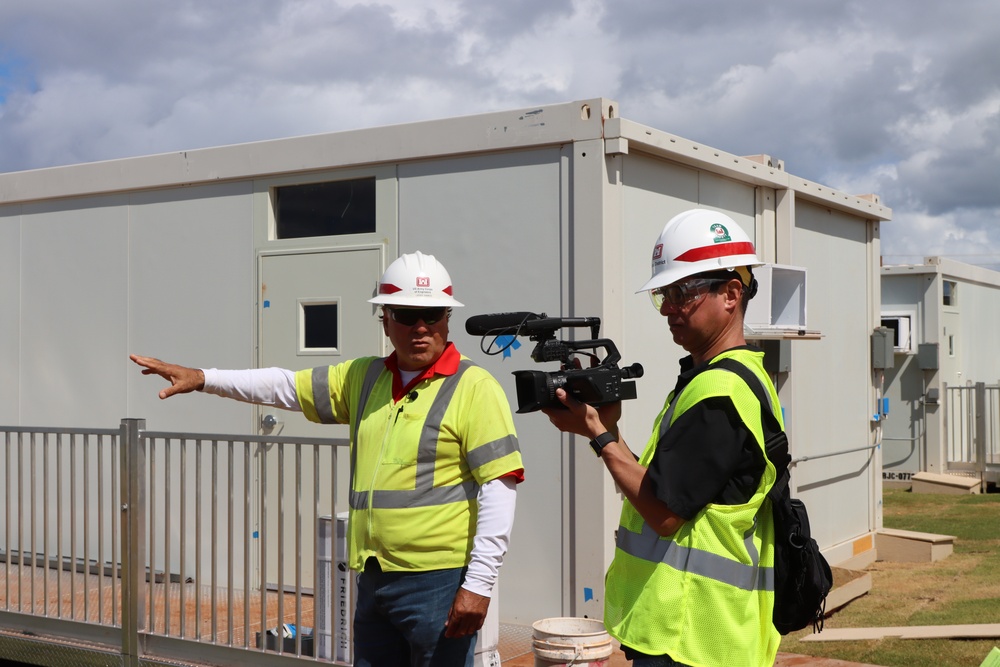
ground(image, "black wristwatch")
xmin=589 ymin=431 xmax=617 ymax=457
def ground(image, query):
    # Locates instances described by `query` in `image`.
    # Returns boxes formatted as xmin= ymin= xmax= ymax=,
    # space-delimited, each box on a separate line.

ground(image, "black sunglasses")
xmin=386 ymin=307 xmax=448 ymax=326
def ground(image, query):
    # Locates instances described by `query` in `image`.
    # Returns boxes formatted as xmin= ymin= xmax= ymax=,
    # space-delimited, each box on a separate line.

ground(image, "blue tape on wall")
xmin=496 ymin=335 xmax=521 ymax=359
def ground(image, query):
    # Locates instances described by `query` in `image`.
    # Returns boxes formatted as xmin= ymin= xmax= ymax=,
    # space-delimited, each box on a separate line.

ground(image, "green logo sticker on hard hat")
xmin=710 ymin=223 xmax=731 ymax=243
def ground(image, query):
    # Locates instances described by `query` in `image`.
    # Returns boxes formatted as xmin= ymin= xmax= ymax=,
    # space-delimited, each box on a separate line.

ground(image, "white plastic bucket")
xmin=531 ymin=617 xmax=613 ymax=666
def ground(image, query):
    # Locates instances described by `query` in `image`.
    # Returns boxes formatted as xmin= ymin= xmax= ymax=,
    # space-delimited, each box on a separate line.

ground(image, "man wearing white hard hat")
xmin=131 ymin=251 xmax=524 ymax=667
xmin=543 ymin=210 xmax=782 ymax=666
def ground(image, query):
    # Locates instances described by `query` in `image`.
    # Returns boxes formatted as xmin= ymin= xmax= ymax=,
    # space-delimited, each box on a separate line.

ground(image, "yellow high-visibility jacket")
xmin=604 ymin=349 xmax=781 ymax=667
xmin=296 ymin=344 xmax=523 ymax=572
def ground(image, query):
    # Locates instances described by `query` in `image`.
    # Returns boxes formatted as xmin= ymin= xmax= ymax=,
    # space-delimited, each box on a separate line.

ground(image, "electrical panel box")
xmin=872 ymin=327 xmax=894 ymax=369
xmin=761 ymin=338 xmax=791 ymax=374
xmin=917 ymin=342 xmax=939 ymax=370
xmin=744 ymin=264 xmax=807 ymax=333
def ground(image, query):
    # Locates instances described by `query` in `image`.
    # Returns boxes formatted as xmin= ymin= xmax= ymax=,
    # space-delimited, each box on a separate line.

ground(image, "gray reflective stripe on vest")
xmin=353 ymin=360 xmax=388 ymax=446
xmin=349 ymin=359 xmax=388 ymax=492
xmin=466 ymin=434 xmax=519 ymax=470
xmin=413 ymin=361 xmax=471 ymax=489
xmin=351 ymin=480 xmax=479 ymax=510
xmin=350 ymin=360 xmax=480 ymax=510
xmin=658 ymin=393 xmax=681 ymax=442
xmin=310 ymin=357 xmax=385 ymax=428
xmin=310 ymin=366 xmax=336 ymax=424
xmin=309 ymin=359 xmax=386 ymax=428
xmin=616 ymin=520 xmax=774 ymax=592
xmin=648 ymin=363 xmax=774 ymax=591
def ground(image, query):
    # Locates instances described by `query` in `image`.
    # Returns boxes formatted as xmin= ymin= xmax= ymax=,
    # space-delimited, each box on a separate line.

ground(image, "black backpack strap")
xmin=707 ymin=357 xmax=791 ymax=495
xmin=709 ymin=358 xmax=779 ymax=431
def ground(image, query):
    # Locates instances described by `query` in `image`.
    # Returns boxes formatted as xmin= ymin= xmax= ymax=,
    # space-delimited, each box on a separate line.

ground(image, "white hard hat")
xmin=637 ymin=209 xmax=762 ymax=293
xmin=368 ymin=251 xmax=465 ymax=307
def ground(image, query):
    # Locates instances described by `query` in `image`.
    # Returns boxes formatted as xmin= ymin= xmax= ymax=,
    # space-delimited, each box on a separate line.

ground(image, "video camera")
xmin=465 ymin=312 xmax=644 ymax=413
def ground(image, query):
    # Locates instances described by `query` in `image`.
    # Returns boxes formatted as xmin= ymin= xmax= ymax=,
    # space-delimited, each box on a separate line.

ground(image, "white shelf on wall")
xmin=744 ymin=327 xmax=823 ymax=340
xmin=744 ymin=264 xmax=820 ymax=340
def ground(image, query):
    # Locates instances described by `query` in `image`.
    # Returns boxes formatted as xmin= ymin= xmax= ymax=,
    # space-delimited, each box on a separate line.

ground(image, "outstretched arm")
xmin=130 ymin=354 xmax=205 ymax=399
xmin=131 ymin=355 xmax=301 ymax=409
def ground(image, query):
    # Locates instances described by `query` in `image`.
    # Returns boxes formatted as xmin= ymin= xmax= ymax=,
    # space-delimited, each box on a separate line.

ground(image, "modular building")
xmin=881 ymin=257 xmax=1000 ymax=487
xmin=0 ymin=98 xmax=891 ymax=635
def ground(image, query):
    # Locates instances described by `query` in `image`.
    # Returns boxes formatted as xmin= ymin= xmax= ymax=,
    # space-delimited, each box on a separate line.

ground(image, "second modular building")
xmin=0 ymin=97 xmax=891 ymax=625
xmin=881 ymin=257 xmax=1000 ymax=487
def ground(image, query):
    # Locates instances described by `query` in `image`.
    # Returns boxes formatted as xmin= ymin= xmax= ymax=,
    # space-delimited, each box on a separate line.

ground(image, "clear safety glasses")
xmin=650 ymin=278 xmax=728 ymax=311
xmin=386 ymin=307 xmax=449 ymax=326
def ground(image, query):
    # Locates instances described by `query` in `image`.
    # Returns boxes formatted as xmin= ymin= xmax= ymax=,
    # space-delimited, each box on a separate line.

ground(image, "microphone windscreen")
xmin=465 ymin=312 xmax=542 ymax=336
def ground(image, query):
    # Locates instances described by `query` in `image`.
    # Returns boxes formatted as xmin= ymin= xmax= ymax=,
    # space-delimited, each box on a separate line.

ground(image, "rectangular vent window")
xmin=275 ymin=178 xmax=376 ymax=238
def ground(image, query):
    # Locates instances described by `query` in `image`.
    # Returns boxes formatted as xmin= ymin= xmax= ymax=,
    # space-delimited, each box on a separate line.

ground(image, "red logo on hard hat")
xmin=416 ymin=277 xmax=430 ymax=287
xmin=652 ymin=244 xmax=663 ymax=260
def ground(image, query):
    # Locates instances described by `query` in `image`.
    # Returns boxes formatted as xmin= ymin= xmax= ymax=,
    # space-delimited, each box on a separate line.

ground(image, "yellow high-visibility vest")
xmin=296 ymin=354 xmax=522 ymax=572
xmin=604 ymin=349 xmax=781 ymax=667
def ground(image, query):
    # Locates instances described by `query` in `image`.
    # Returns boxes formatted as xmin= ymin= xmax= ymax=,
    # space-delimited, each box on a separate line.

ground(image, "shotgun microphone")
xmin=464 ymin=312 xmax=544 ymax=336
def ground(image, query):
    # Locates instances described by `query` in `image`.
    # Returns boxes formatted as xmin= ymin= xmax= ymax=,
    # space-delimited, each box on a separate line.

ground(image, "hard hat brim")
xmin=368 ymin=294 xmax=465 ymax=307
xmin=636 ymin=254 xmax=763 ymax=293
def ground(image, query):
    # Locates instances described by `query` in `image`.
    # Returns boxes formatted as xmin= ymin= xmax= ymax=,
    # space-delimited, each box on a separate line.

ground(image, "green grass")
xmin=778 ymin=488 xmax=1000 ymax=667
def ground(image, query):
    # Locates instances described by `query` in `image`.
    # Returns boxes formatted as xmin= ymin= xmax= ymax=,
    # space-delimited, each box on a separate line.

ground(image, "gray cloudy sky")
xmin=1 ymin=0 xmax=998 ymax=269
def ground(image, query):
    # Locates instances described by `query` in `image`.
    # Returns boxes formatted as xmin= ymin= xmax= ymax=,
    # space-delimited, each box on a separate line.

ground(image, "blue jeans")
xmin=353 ymin=557 xmax=476 ymax=667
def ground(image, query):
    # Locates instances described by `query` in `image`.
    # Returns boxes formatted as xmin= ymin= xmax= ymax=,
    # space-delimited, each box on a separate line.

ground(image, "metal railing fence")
xmin=944 ymin=381 xmax=1000 ymax=473
xmin=0 ymin=418 xmax=351 ymax=667
xmin=1 ymin=425 xmax=122 ymax=625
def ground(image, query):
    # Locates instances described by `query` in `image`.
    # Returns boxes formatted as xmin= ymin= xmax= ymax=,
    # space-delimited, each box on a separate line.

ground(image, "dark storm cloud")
xmin=456 ymin=0 xmax=575 ymax=40
xmin=0 ymin=0 xmax=998 ymax=268
xmin=893 ymin=111 xmax=1000 ymax=214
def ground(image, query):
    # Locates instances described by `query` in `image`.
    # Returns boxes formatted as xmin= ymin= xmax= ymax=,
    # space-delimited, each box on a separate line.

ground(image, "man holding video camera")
xmin=131 ymin=251 xmax=524 ymax=667
xmin=543 ymin=209 xmax=782 ymax=666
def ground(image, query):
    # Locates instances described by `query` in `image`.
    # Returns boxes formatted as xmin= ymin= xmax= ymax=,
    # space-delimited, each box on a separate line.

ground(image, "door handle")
xmin=261 ymin=413 xmax=282 ymax=434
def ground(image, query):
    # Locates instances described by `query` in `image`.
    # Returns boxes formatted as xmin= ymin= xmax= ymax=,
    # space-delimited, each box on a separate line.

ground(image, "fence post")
xmin=941 ymin=381 xmax=948 ymax=472
xmin=121 ymin=419 xmax=147 ymax=667
xmin=975 ymin=383 xmax=987 ymax=474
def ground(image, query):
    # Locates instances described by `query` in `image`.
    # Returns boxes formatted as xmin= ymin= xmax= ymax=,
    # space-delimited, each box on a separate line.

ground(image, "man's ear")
xmin=724 ymin=279 xmax=744 ymax=311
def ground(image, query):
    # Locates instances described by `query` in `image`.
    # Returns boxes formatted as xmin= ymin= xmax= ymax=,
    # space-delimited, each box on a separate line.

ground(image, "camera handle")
xmin=529 ymin=337 xmax=624 ymax=366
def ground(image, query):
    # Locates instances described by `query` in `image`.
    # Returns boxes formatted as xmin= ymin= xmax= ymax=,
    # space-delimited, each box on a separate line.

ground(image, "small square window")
xmin=943 ymin=280 xmax=957 ymax=307
xmin=301 ymin=302 xmax=339 ymax=351
xmin=275 ymin=178 xmax=376 ymax=239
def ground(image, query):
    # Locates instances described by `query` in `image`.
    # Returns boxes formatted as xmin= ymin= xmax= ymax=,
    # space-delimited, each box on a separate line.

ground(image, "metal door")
xmin=259 ymin=247 xmax=384 ymax=436
xmin=257 ymin=246 xmax=385 ymax=592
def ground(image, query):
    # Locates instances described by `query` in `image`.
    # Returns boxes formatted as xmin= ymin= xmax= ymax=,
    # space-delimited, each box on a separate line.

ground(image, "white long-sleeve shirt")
xmin=201 ymin=367 xmax=515 ymax=598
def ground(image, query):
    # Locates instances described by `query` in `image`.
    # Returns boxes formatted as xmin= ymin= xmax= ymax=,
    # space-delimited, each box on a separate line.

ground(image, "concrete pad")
xmin=876 ymin=527 xmax=954 ymax=562
xmin=801 ymin=623 xmax=1000 ymax=642
xmin=911 ymin=471 xmax=981 ymax=495
xmin=775 ymin=655 xmax=886 ymax=666
xmin=825 ymin=568 xmax=872 ymax=613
